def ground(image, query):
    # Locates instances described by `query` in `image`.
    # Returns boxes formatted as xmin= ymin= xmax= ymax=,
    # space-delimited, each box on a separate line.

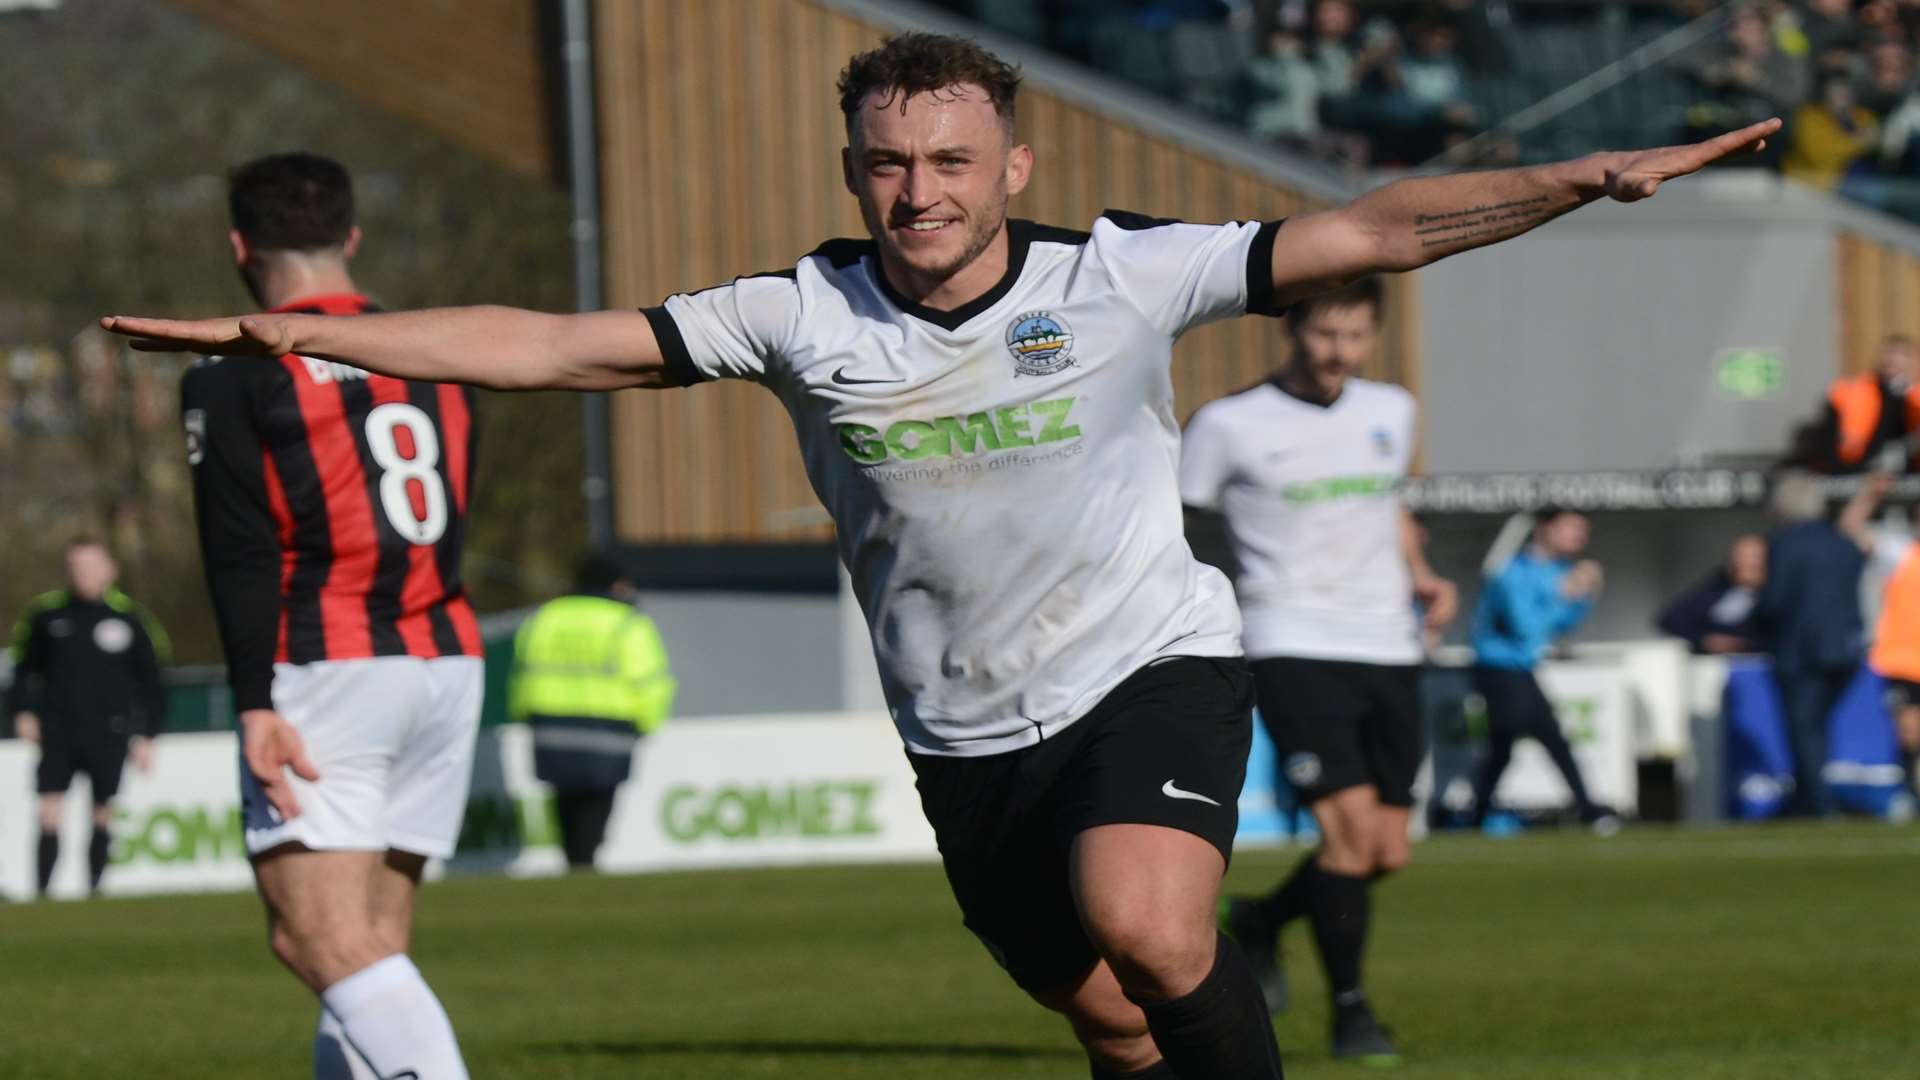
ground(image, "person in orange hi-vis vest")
xmin=1824 ymin=336 xmax=1920 ymax=473
xmin=1865 ymin=475 xmax=1920 ymax=795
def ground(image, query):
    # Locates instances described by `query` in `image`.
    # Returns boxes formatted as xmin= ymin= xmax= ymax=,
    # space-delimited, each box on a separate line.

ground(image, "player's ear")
xmin=228 ymin=230 xmax=250 ymax=268
xmin=342 ymin=226 xmax=363 ymax=260
xmin=1005 ymin=142 xmax=1033 ymax=198
xmin=841 ymin=145 xmax=858 ymax=197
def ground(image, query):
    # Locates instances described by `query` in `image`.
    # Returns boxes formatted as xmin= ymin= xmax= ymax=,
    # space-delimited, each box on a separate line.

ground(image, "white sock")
xmin=320 ymin=954 xmax=470 ymax=1080
xmin=314 ymin=1008 xmax=378 ymax=1080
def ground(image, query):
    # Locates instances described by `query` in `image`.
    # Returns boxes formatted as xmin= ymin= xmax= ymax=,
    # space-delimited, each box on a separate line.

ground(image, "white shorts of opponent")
xmin=241 ymin=655 xmax=484 ymax=860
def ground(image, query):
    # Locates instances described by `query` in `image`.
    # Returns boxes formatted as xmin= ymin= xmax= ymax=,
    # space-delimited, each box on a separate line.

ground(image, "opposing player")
xmin=178 ymin=153 xmax=482 ymax=1079
xmin=112 ymin=35 xmax=1775 ymax=1080
xmin=1181 ymin=278 xmax=1454 ymax=1064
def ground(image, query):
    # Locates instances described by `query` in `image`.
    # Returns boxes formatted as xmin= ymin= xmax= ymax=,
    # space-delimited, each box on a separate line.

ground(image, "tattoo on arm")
xmin=1412 ymin=195 xmax=1558 ymax=251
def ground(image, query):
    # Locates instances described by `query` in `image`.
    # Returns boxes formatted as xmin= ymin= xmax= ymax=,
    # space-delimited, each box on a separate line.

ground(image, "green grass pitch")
xmin=2 ymin=823 xmax=1916 ymax=1078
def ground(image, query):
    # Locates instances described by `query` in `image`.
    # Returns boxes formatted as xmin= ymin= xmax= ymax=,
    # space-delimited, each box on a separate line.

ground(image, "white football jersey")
xmin=647 ymin=213 xmax=1284 ymax=756
xmin=1181 ymin=378 xmax=1420 ymax=665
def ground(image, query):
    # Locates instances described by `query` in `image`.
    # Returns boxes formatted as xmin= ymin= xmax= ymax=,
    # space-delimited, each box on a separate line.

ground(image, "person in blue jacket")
xmin=1470 ymin=508 xmax=1619 ymax=832
xmin=1655 ymin=534 xmax=1767 ymax=655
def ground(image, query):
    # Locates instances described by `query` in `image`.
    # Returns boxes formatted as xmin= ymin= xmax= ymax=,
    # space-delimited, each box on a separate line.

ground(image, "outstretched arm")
xmin=1839 ymin=472 xmax=1894 ymax=553
xmin=1267 ymin=119 xmax=1781 ymax=308
xmin=102 ymin=306 xmax=681 ymax=392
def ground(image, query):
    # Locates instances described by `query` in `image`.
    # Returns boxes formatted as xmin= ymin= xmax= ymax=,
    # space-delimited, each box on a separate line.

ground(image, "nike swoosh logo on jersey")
xmin=1161 ymin=780 xmax=1221 ymax=807
xmin=831 ymin=367 xmax=906 ymax=386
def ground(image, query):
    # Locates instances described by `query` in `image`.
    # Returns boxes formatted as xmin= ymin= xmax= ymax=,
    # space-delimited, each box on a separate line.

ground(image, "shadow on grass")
xmin=531 ymin=1038 xmax=1079 ymax=1061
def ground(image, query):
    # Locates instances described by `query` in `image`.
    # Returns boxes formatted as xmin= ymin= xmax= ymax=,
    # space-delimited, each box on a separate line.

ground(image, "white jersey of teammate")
xmin=648 ymin=213 xmax=1285 ymax=757
xmin=1180 ymin=377 xmax=1421 ymax=666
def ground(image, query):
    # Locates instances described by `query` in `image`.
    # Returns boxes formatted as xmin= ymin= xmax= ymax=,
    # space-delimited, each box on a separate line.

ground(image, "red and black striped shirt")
xmin=181 ymin=293 xmax=481 ymax=712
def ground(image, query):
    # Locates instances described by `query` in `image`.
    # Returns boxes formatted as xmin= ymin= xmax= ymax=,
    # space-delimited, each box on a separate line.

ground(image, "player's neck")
xmin=877 ymin=225 xmax=1010 ymax=312
xmin=252 ymin=256 xmax=360 ymax=313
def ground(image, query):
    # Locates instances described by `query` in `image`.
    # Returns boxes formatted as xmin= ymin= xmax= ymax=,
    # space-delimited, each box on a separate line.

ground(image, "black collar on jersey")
xmin=1269 ymin=373 xmax=1345 ymax=410
xmin=869 ymin=218 xmax=1049 ymax=333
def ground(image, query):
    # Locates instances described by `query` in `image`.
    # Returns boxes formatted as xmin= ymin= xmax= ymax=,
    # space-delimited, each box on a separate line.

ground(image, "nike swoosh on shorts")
xmin=1161 ymin=780 xmax=1222 ymax=807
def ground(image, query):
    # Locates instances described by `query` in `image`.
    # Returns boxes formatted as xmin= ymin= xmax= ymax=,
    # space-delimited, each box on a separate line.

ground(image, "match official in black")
xmin=11 ymin=538 xmax=170 ymax=897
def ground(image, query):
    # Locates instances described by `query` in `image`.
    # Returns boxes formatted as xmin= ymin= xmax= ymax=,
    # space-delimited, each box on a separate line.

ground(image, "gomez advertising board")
xmin=0 ymin=716 xmax=939 ymax=901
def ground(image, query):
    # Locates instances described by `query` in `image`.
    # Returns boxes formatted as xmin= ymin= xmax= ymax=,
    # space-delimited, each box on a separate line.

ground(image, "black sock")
xmin=1130 ymin=932 xmax=1286 ymax=1080
xmin=1090 ymin=1059 xmax=1179 ymax=1079
xmin=1258 ymin=854 xmax=1318 ymax=926
xmin=88 ymin=826 xmax=112 ymax=892
xmin=1307 ymin=868 xmax=1371 ymax=1003
xmin=1904 ymin=749 xmax=1919 ymax=793
xmin=36 ymin=830 xmax=58 ymax=895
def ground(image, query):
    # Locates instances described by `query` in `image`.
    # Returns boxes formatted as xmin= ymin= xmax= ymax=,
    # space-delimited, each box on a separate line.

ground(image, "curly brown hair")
xmin=837 ymin=32 xmax=1022 ymax=140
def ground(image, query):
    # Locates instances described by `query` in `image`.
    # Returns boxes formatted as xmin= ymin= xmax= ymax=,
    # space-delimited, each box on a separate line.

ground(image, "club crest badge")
xmin=94 ymin=618 xmax=134 ymax=654
xmin=1006 ymin=311 xmax=1076 ymax=376
xmin=1284 ymin=752 xmax=1324 ymax=789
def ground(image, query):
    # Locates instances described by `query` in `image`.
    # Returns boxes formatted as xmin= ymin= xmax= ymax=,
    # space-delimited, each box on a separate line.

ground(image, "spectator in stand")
xmin=1877 ymin=78 xmax=1920 ymax=168
xmin=1400 ymin=18 xmax=1479 ymax=156
xmin=1345 ymin=20 xmax=1443 ymax=164
xmin=1783 ymin=72 xmax=1881 ymax=188
xmin=1858 ymin=39 xmax=1915 ymax=117
xmin=1657 ymin=535 xmax=1770 ymax=654
xmin=1858 ymin=0 xmax=1909 ymax=44
xmin=1246 ymin=26 xmax=1324 ymax=146
xmin=1685 ymin=5 xmax=1810 ymax=157
xmin=1801 ymin=0 xmax=1865 ymax=58
xmin=1816 ymin=335 xmax=1920 ymax=472
xmin=1754 ymin=471 xmax=1882 ymax=817
xmin=1469 ymin=509 xmax=1621 ymax=834
xmin=1307 ymin=0 xmax=1360 ymax=102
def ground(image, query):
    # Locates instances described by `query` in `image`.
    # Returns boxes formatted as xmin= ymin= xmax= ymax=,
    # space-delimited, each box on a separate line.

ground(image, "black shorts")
xmin=1251 ymin=656 xmax=1423 ymax=808
xmin=37 ymin=732 xmax=130 ymax=801
xmin=909 ymin=656 xmax=1253 ymax=993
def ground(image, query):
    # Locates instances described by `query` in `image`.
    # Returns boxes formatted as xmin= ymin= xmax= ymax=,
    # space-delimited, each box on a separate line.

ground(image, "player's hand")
xmin=99 ymin=314 xmax=298 ymax=357
xmin=240 ymin=708 xmax=321 ymax=821
xmin=1564 ymin=559 xmax=1605 ymax=598
xmin=13 ymin=712 xmax=39 ymax=744
xmin=128 ymin=735 xmax=155 ymax=774
xmin=1599 ymin=118 xmax=1781 ymax=202
xmin=1413 ymin=573 xmax=1459 ymax=631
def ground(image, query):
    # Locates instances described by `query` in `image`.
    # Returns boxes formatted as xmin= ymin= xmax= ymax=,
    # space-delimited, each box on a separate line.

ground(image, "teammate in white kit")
xmin=1182 ymin=278 xmax=1453 ymax=1064
xmin=109 ymin=33 xmax=1778 ymax=1080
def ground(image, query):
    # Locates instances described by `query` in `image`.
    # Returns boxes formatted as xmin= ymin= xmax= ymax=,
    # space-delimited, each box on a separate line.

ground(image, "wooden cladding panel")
xmin=598 ymin=0 xmax=1415 ymax=543
xmin=164 ymin=0 xmax=556 ymax=180
xmin=1837 ymin=231 xmax=1920 ymax=375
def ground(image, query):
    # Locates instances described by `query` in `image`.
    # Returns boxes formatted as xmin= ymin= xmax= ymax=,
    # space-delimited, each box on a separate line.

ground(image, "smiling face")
xmin=842 ymin=83 xmax=1032 ymax=302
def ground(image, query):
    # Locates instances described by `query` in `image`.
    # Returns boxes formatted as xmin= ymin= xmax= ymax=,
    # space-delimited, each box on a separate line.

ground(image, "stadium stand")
xmin=937 ymin=0 xmax=1920 ymax=221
